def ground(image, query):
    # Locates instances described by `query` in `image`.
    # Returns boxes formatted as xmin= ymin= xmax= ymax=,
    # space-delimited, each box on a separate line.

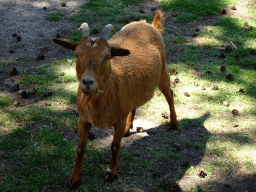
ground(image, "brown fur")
xmin=53 ymin=11 xmax=178 ymax=189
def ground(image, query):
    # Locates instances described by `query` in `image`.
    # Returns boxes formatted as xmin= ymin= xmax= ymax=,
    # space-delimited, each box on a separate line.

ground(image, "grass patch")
xmin=171 ymin=37 xmax=188 ymax=44
xmin=160 ymin=0 xmax=237 ymax=23
xmin=46 ymin=12 xmax=64 ymax=21
xmin=13 ymin=43 xmax=26 ymax=49
xmin=0 ymin=96 xmax=11 ymax=106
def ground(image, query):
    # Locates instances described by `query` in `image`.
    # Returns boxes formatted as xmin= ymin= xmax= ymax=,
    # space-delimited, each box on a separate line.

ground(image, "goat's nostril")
xmin=82 ymin=78 xmax=94 ymax=86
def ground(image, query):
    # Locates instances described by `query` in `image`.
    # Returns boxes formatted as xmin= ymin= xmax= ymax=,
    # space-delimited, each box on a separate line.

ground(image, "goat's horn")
xmin=99 ymin=24 xmax=116 ymax=39
xmin=77 ymin=23 xmax=90 ymax=37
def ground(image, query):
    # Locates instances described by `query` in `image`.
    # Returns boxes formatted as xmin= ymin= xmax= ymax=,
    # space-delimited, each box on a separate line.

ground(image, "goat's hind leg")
xmin=158 ymin=68 xmax=178 ymax=129
xmin=67 ymin=119 xmax=92 ymax=189
xmin=123 ymin=109 xmax=136 ymax=137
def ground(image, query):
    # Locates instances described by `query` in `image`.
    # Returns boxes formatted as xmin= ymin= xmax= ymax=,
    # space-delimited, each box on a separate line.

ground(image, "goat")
xmin=52 ymin=11 xmax=178 ymax=189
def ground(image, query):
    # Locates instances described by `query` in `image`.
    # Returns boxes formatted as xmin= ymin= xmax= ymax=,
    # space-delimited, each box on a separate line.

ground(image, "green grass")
xmin=13 ymin=43 xmax=26 ymax=49
xmin=160 ymin=0 xmax=237 ymax=23
xmin=46 ymin=12 xmax=64 ymax=21
xmin=171 ymin=36 xmax=188 ymax=44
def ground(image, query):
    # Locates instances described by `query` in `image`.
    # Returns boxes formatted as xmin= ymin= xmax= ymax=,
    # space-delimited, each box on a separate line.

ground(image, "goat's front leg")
xmin=105 ymin=119 xmax=126 ymax=182
xmin=67 ymin=119 xmax=92 ymax=189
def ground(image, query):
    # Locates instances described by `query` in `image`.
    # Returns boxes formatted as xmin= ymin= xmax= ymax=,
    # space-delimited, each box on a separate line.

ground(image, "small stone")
xmin=151 ymin=7 xmax=157 ymax=11
xmin=219 ymin=53 xmax=226 ymax=58
xmin=211 ymin=85 xmax=218 ymax=90
xmin=231 ymin=5 xmax=237 ymax=10
xmin=220 ymin=65 xmax=226 ymax=72
xmin=232 ymin=123 xmax=239 ymax=127
xmin=232 ymin=109 xmax=239 ymax=115
xmin=56 ymin=79 xmax=64 ymax=83
xmin=171 ymin=13 xmax=177 ymax=17
xmin=9 ymin=50 xmax=15 ymax=53
xmin=225 ymin=45 xmax=233 ymax=53
xmin=191 ymin=32 xmax=198 ymax=37
xmin=30 ymin=88 xmax=36 ymax=95
xmin=194 ymin=27 xmax=200 ymax=32
xmin=152 ymin=171 xmax=161 ymax=179
xmin=16 ymin=36 xmax=22 ymax=42
xmin=224 ymin=183 xmax=232 ymax=188
xmin=239 ymin=88 xmax=244 ymax=93
xmin=170 ymin=82 xmax=176 ymax=88
xmin=226 ymin=74 xmax=234 ymax=81
xmin=60 ymin=71 xmax=65 ymax=76
xmin=136 ymin=127 xmax=144 ymax=133
xmin=223 ymin=101 xmax=229 ymax=106
xmin=45 ymin=102 xmax=51 ymax=106
xmin=234 ymin=54 xmax=240 ymax=59
xmin=43 ymin=90 xmax=54 ymax=97
xmin=67 ymin=59 xmax=72 ymax=64
xmin=173 ymin=142 xmax=182 ymax=150
xmin=11 ymin=84 xmax=19 ymax=91
xmin=55 ymin=33 xmax=61 ymax=38
xmin=247 ymin=26 xmax=253 ymax=31
xmin=174 ymin=77 xmax=179 ymax=83
xmin=38 ymin=53 xmax=44 ymax=60
xmin=92 ymin=29 xmax=99 ymax=34
xmin=244 ymin=22 xmax=249 ymax=26
xmin=183 ymin=91 xmax=190 ymax=97
xmin=13 ymin=100 xmax=20 ymax=106
xmin=221 ymin=8 xmax=227 ymax=14
xmin=139 ymin=9 xmax=145 ymax=13
xmin=19 ymin=89 xmax=29 ymax=98
xmin=201 ymin=85 xmax=206 ymax=90
xmin=10 ymin=67 xmax=18 ymax=75
xmin=194 ymin=81 xmax=199 ymax=86
xmin=161 ymin=112 xmax=169 ymax=119
xmin=61 ymin=2 xmax=66 ymax=7
xmin=197 ymin=168 xmax=207 ymax=178
xmin=171 ymin=69 xmax=178 ymax=75
xmin=156 ymin=90 xmax=161 ymax=96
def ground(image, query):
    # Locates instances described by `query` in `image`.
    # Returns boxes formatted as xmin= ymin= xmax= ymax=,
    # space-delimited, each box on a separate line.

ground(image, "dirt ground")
xmin=1 ymin=0 xmax=256 ymax=191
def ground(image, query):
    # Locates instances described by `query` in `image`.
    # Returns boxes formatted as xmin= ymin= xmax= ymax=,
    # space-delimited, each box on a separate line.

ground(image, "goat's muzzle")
xmin=80 ymin=77 xmax=97 ymax=94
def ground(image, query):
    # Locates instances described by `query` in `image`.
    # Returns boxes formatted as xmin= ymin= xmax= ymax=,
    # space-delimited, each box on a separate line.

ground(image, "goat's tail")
xmin=152 ymin=11 xmax=164 ymax=34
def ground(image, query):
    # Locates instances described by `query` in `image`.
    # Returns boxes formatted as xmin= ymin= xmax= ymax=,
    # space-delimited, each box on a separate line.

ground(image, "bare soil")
xmin=0 ymin=0 xmax=256 ymax=191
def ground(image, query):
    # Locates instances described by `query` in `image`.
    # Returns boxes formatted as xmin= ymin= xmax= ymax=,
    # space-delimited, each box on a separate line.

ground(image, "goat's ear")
xmin=52 ymin=38 xmax=78 ymax=51
xmin=111 ymin=47 xmax=130 ymax=58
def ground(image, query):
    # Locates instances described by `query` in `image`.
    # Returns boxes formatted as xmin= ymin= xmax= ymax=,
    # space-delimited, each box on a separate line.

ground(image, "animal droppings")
xmin=232 ymin=109 xmax=239 ymax=115
xmin=220 ymin=65 xmax=226 ymax=72
xmin=197 ymin=168 xmax=207 ymax=178
xmin=211 ymin=85 xmax=218 ymax=90
xmin=38 ymin=53 xmax=44 ymax=60
xmin=226 ymin=74 xmax=234 ymax=81
xmin=10 ymin=67 xmax=18 ymax=75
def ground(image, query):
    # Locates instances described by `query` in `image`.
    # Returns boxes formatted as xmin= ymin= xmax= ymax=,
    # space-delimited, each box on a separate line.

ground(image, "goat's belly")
xmin=86 ymin=112 xmax=115 ymax=130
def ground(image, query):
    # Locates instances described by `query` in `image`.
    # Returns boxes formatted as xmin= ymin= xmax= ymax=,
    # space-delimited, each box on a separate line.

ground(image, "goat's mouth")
xmin=81 ymin=89 xmax=94 ymax=95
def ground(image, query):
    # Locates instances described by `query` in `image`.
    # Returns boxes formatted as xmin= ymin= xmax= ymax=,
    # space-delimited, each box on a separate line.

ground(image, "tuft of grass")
xmin=46 ymin=12 xmax=64 ymax=21
xmin=0 ymin=96 xmax=11 ymax=106
xmin=13 ymin=43 xmax=26 ymax=49
xmin=171 ymin=37 xmax=188 ymax=44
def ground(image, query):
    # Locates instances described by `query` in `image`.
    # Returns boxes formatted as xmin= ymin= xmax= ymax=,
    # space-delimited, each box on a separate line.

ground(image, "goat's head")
xmin=53 ymin=23 xmax=130 ymax=95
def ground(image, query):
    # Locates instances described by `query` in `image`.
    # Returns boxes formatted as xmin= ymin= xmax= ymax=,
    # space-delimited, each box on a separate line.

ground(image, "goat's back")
xmin=107 ymin=20 xmax=166 ymax=110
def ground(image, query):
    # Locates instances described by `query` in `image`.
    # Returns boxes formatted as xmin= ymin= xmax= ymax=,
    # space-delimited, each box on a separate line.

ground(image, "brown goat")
xmin=53 ymin=11 xmax=178 ymax=189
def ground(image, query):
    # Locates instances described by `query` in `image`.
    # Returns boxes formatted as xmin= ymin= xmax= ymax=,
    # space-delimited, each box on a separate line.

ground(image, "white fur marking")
xmin=86 ymin=42 xmax=91 ymax=47
xmin=93 ymin=43 xmax=97 ymax=48
xmin=106 ymin=168 xmax=112 ymax=172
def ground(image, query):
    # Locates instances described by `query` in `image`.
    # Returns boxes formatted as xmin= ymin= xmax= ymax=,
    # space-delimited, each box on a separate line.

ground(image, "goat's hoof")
xmin=105 ymin=169 xmax=118 ymax=183
xmin=67 ymin=176 xmax=80 ymax=189
xmin=123 ymin=132 xmax=130 ymax=137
